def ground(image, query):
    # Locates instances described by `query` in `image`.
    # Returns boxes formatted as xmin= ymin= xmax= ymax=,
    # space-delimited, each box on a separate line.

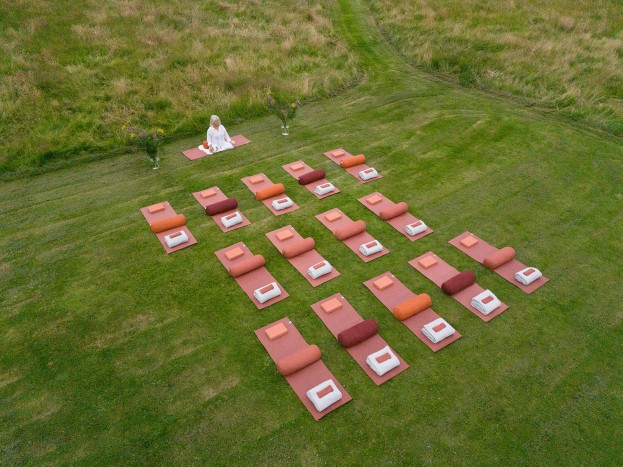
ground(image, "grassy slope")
xmin=1 ymin=0 xmax=622 ymax=464
xmin=367 ymin=0 xmax=623 ymax=137
xmin=0 ymin=0 xmax=360 ymax=174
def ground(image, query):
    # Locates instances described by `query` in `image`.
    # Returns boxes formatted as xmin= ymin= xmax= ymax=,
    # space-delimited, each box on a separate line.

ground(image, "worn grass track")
xmin=1 ymin=0 xmax=622 ymax=464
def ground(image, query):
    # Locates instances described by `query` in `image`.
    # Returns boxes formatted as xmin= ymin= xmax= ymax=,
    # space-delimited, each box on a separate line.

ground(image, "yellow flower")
xmin=130 ymin=133 xmax=136 ymax=138
xmin=122 ymin=124 xmax=126 ymax=130
xmin=157 ymin=128 xmax=164 ymax=134
xmin=291 ymin=103 xmax=296 ymax=108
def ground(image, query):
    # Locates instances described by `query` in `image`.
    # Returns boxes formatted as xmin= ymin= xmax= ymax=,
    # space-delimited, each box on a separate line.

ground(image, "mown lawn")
xmin=1 ymin=0 xmax=622 ymax=464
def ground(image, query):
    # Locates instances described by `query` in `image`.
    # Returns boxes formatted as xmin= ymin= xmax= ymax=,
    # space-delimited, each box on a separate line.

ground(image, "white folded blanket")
xmin=308 ymin=261 xmax=333 ymax=279
xmin=421 ymin=318 xmax=456 ymax=344
xmin=515 ymin=267 xmax=542 ymax=285
xmin=471 ymin=289 xmax=501 ymax=315
xmin=221 ymin=211 xmax=243 ymax=228
xmin=314 ymin=182 xmax=335 ymax=195
xmin=164 ymin=230 xmax=189 ymax=248
xmin=272 ymin=197 xmax=293 ymax=211
xmin=405 ymin=220 xmax=427 ymax=236
xmin=359 ymin=240 xmax=383 ymax=256
xmin=359 ymin=167 xmax=378 ymax=181
xmin=366 ymin=345 xmax=400 ymax=376
xmin=306 ymin=379 xmax=342 ymax=412
xmin=197 ymin=145 xmax=212 ymax=155
xmin=253 ymin=282 xmax=281 ymax=304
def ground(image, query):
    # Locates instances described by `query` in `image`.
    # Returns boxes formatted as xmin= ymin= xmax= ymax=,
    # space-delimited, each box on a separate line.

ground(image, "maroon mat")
xmin=448 ymin=231 xmax=549 ymax=294
xmin=182 ymin=134 xmax=251 ymax=160
xmin=214 ymin=242 xmax=289 ymax=309
xmin=311 ymin=293 xmax=409 ymax=385
xmin=241 ymin=173 xmax=299 ymax=216
xmin=191 ymin=186 xmax=250 ymax=233
xmin=266 ymin=225 xmax=340 ymax=287
xmin=255 ymin=317 xmax=352 ymax=421
xmin=363 ymin=272 xmax=462 ymax=352
xmin=315 ymin=208 xmax=390 ymax=262
xmin=281 ymin=160 xmax=340 ymax=199
xmin=409 ymin=251 xmax=509 ymax=322
xmin=139 ymin=201 xmax=198 ymax=254
xmin=358 ymin=191 xmax=433 ymax=241
xmin=323 ymin=148 xmax=382 ymax=184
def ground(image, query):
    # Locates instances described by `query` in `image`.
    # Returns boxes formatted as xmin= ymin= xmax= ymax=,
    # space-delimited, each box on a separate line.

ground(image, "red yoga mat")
xmin=139 ymin=201 xmax=197 ymax=254
xmin=181 ymin=134 xmax=251 ymax=160
xmin=281 ymin=160 xmax=341 ymax=199
xmin=191 ymin=186 xmax=251 ymax=233
xmin=241 ymin=173 xmax=299 ymax=216
xmin=323 ymin=148 xmax=382 ymax=184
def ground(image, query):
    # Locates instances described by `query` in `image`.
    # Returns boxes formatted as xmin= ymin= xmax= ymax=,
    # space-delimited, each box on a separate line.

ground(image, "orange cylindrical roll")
xmin=379 ymin=202 xmax=409 ymax=220
xmin=282 ymin=237 xmax=316 ymax=259
xmin=255 ymin=183 xmax=285 ymax=200
xmin=228 ymin=254 xmax=265 ymax=277
xmin=334 ymin=220 xmax=366 ymax=240
xmin=339 ymin=154 xmax=366 ymax=168
xmin=150 ymin=214 xmax=186 ymax=233
xmin=276 ymin=344 xmax=321 ymax=376
xmin=483 ymin=247 xmax=515 ymax=269
xmin=392 ymin=294 xmax=432 ymax=321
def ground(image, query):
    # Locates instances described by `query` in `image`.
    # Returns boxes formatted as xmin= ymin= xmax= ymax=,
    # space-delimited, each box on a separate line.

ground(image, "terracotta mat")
xmin=214 ymin=242 xmax=289 ymax=309
xmin=181 ymin=134 xmax=251 ymax=160
xmin=140 ymin=201 xmax=197 ymax=254
xmin=281 ymin=160 xmax=340 ymax=199
xmin=315 ymin=208 xmax=389 ymax=262
xmin=255 ymin=317 xmax=352 ymax=420
xmin=363 ymin=272 xmax=461 ymax=352
xmin=192 ymin=186 xmax=250 ymax=233
xmin=266 ymin=225 xmax=340 ymax=287
xmin=449 ymin=231 xmax=549 ymax=294
xmin=311 ymin=293 xmax=409 ymax=385
xmin=241 ymin=173 xmax=299 ymax=216
xmin=409 ymin=251 xmax=508 ymax=322
xmin=323 ymin=148 xmax=382 ymax=184
xmin=358 ymin=191 xmax=433 ymax=241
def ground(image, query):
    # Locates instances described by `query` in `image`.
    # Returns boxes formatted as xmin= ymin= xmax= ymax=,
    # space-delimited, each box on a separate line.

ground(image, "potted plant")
xmin=125 ymin=126 xmax=165 ymax=169
xmin=267 ymin=94 xmax=300 ymax=135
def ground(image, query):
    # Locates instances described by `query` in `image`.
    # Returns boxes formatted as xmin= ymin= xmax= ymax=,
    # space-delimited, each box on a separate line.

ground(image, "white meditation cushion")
xmin=272 ymin=197 xmax=293 ymax=211
xmin=314 ymin=182 xmax=335 ymax=195
xmin=306 ymin=379 xmax=342 ymax=412
xmin=253 ymin=282 xmax=282 ymax=304
xmin=359 ymin=240 xmax=383 ymax=256
xmin=405 ymin=220 xmax=427 ymax=236
xmin=515 ymin=267 xmax=542 ymax=285
xmin=197 ymin=145 xmax=212 ymax=155
xmin=359 ymin=167 xmax=378 ymax=180
xmin=221 ymin=211 xmax=243 ymax=228
xmin=366 ymin=345 xmax=400 ymax=376
xmin=470 ymin=289 xmax=501 ymax=315
xmin=307 ymin=261 xmax=333 ymax=279
xmin=421 ymin=318 xmax=456 ymax=344
xmin=164 ymin=230 xmax=189 ymax=248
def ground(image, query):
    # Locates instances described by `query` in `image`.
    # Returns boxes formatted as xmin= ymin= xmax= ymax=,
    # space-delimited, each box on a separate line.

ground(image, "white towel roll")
xmin=359 ymin=167 xmax=379 ymax=180
xmin=164 ymin=231 xmax=189 ymax=248
xmin=272 ymin=197 xmax=293 ymax=211
xmin=221 ymin=211 xmax=243 ymax=228
xmin=359 ymin=240 xmax=383 ymax=256
xmin=253 ymin=282 xmax=282 ymax=304
xmin=515 ymin=267 xmax=542 ymax=285
xmin=314 ymin=183 xmax=335 ymax=195
xmin=405 ymin=221 xmax=427 ymax=236
xmin=308 ymin=261 xmax=333 ymax=279
xmin=421 ymin=318 xmax=456 ymax=344
xmin=366 ymin=346 xmax=400 ymax=376
xmin=306 ymin=379 xmax=342 ymax=412
xmin=470 ymin=290 xmax=501 ymax=315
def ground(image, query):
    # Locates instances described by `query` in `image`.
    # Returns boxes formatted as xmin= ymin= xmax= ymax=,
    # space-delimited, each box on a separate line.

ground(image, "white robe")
xmin=207 ymin=125 xmax=234 ymax=152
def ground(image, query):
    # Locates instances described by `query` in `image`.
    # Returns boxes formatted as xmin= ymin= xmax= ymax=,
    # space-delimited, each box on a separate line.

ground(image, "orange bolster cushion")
xmin=228 ymin=254 xmax=265 ymax=277
xmin=483 ymin=246 xmax=516 ymax=269
xmin=150 ymin=214 xmax=186 ymax=233
xmin=276 ymin=344 xmax=321 ymax=376
xmin=392 ymin=294 xmax=432 ymax=321
xmin=337 ymin=319 xmax=378 ymax=348
xmin=340 ymin=154 xmax=366 ymax=168
xmin=334 ymin=220 xmax=366 ymax=241
xmin=255 ymin=183 xmax=285 ymax=200
xmin=282 ymin=237 xmax=316 ymax=259
xmin=379 ymin=202 xmax=408 ymax=221
xmin=441 ymin=270 xmax=476 ymax=295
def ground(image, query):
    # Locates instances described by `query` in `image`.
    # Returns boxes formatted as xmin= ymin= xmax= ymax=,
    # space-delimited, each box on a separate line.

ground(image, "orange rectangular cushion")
xmin=224 ymin=213 xmax=238 ymax=220
xmin=523 ymin=268 xmax=535 ymax=276
xmin=432 ymin=323 xmax=446 ymax=332
xmin=365 ymin=241 xmax=377 ymax=248
xmin=249 ymin=175 xmax=264 ymax=184
xmin=200 ymin=189 xmax=216 ymax=199
xmin=374 ymin=276 xmax=393 ymax=291
xmin=376 ymin=352 xmax=391 ymax=363
xmin=311 ymin=261 xmax=326 ymax=270
xmin=169 ymin=231 xmax=182 ymax=238
xmin=482 ymin=296 xmax=494 ymax=304
xmin=316 ymin=385 xmax=334 ymax=398
xmin=460 ymin=235 xmax=478 ymax=248
xmin=259 ymin=284 xmax=274 ymax=294
xmin=318 ymin=183 xmax=331 ymax=189
xmin=147 ymin=203 xmax=165 ymax=214
xmin=325 ymin=211 xmax=342 ymax=222
xmin=290 ymin=162 xmax=304 ymax=171
xmin=225 ymin=247 xmax=244 ymax=260
xmin=321 ymin=298 xmax=342 ymax=313
xmin=366 ymin=195 xmax=382 ymax=205
xmin=331 ymin=149 xmax=345 ymax=157
xmin=265 ymin=323 xmax=288 ymax=340
xmin=418 ymin=256 xmax=438 ymax=269
xmin=409 ymin=220 xmax=423 ymax=228
xmin=276 ymin=230 xmax=294 ymax=241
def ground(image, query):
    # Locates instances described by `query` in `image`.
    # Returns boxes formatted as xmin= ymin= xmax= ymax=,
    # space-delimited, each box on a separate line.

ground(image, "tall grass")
xmin=367 ymin=0 xmax=623 ymax=136
xmin=0 ymin=0 xmax=361 ymax=174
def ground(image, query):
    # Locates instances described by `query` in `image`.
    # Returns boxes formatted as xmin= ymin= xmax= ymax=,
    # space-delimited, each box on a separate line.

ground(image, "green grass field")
xmin=1 ymin=0 xmax=622 ymax=464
